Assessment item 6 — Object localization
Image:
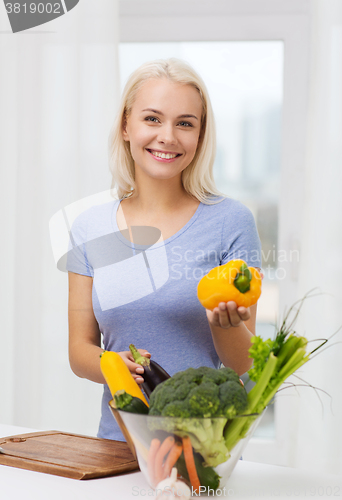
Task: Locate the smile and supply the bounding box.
[146,149,182,160]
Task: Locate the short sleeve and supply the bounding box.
[65,210,94,277]
[220,201,262,269]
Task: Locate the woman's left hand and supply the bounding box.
[206,301,251,329]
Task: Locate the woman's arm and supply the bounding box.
[207,302,257,376]
[68,272,106,383]
[68,272,149,384]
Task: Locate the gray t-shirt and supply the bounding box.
[66,196,262,440]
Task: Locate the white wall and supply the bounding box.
[0,0,120,436]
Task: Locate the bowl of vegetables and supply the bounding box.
[109,402,264,495]
[107,362,265,496]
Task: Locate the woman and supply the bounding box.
[67,58,262,441]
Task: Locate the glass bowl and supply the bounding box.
[109,401,265,495]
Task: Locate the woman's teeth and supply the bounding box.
[149,150,178,159]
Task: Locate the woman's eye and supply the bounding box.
[178,121,193,127]
[145,116,159,123]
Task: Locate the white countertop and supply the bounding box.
[1,423,341,500]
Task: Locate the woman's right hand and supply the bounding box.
[118,349,151,385]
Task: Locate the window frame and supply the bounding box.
[118,0,311,466]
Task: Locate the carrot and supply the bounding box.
[182,436,201,494]
[154,436,175,485]
[162,441,183,480]
[147,438,160,488]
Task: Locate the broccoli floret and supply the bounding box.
[203,366,240,386]
[148,365,248,467]
[219,366,241,385]
[188,382,220,417]
[149,380,198,415]
[219,381,248,418]
[162,401,192,418]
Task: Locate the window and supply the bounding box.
[119,40,283,438]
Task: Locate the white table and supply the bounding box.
[1,423,341,499]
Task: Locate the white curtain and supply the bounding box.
[293,0,342,475]
[0,0,120,436]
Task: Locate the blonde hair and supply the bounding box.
[108,58,225,204]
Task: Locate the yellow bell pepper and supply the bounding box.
[197,259,262,310]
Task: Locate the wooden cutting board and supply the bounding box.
[0,430,139,480]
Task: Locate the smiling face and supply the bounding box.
[122,78,203,182]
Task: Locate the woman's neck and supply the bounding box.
[126,174,194,214]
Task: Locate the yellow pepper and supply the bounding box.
[197,259,262,310]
